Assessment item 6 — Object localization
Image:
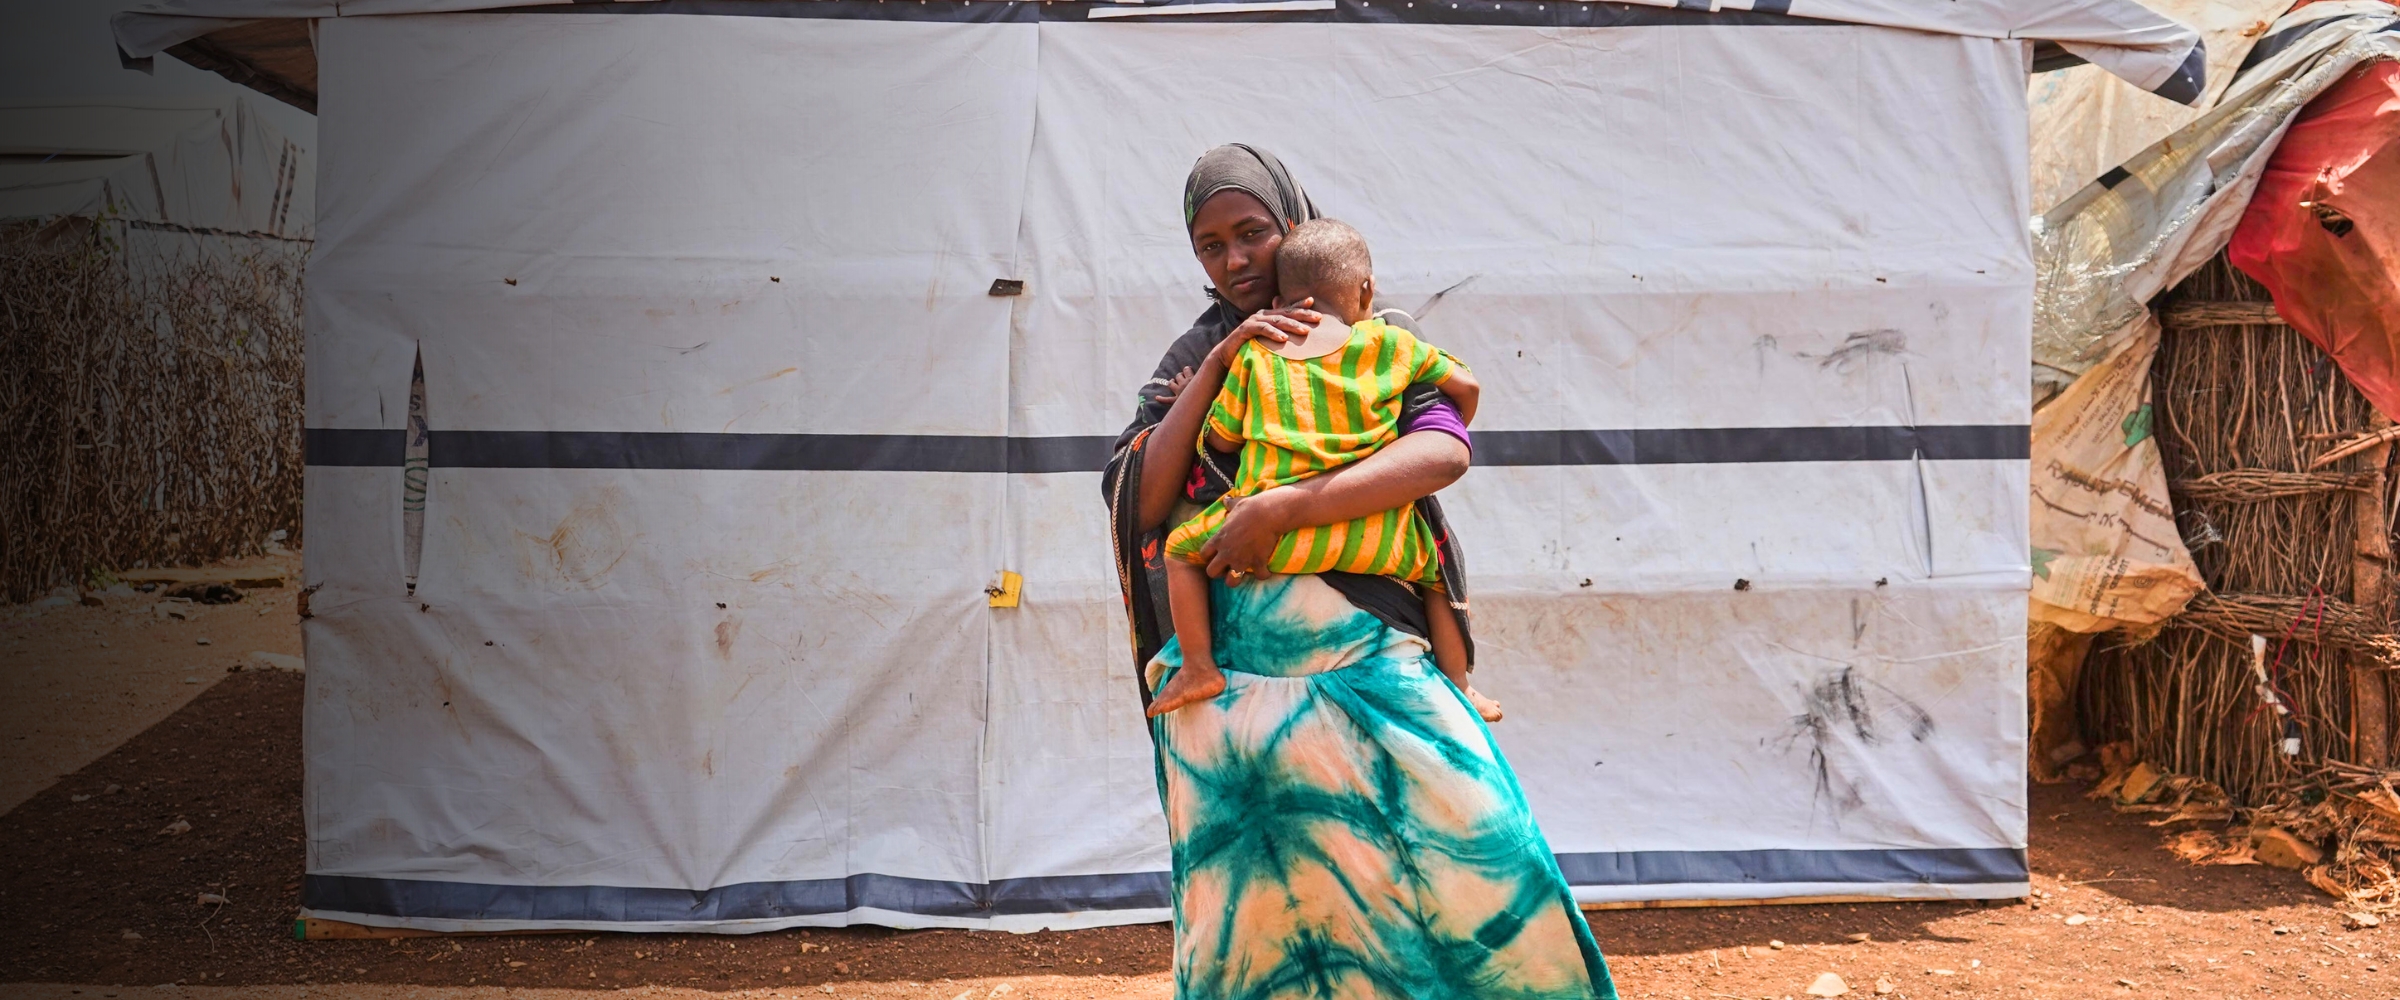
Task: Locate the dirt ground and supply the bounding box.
[0,552,302,815]
[0,558,2393,999]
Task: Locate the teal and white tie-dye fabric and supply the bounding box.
[1145,572,1619,1000]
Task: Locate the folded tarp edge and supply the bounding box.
[110,0,2203,93]
[299,847,2028,928]
[110,13,262,59]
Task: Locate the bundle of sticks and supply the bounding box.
[2079,257,2398,804]
[2170,592,2400,661]
[0,221,307,603]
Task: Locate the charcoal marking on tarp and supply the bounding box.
[1777,666,1937,819]
[1799,329,1907,374]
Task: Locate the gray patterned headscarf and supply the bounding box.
[1182,144,1320,234]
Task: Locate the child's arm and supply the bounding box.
[1397,330,1477,426]
[1435,365,1479,425]
[1158,368,1250,453]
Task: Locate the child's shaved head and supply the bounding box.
[1275,219,1374,321]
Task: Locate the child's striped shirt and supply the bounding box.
[1163,317,1461,582]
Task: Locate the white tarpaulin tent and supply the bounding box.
[2025,0,2286,213]
[0,94,310,259]
[118,0,2199,934]
[0,96,309,237]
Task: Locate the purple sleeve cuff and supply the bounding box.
[1399,397,1471,453]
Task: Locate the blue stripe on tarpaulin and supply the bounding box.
[305,848,2025,921]
[496,0,1839,29]
[2149,40,2206,105]
[304,871,1174,921]
[305,425,2027,471]
[303,429,1107,473]
[1553,847,2028,887]
[1472,425,2027,466]
[2234,12,2376,74]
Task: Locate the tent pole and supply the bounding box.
[2351,412,2393,769]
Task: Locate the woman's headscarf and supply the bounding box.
[1182,144,1319,234]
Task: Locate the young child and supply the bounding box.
[1148,218,1497,721]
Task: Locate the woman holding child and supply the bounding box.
[1101,144,1618,1000]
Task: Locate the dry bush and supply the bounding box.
[0,220,305,603]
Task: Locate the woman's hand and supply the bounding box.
[1211,298,1324,367]
[1199,489,1297,579]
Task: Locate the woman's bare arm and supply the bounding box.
[1199,430,1469,577]
[1134,361,1223,531]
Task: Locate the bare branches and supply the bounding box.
[2081,258,2396,804]
[2175,469,2380,503]
[0,222,305,603]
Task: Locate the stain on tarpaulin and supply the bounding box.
[717,366,796,396]
[514,486,634,591]
[1797,329,1907,374]
[423,659,475,745]
[1776,666,1936,822]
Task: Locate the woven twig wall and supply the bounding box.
[0,222,306,603]
[2079,256,2400,804]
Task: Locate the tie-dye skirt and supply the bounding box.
[1144,572,1619,1000]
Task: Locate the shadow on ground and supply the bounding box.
[0,671,2334,989]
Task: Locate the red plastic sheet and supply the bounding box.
[2229,59,2400,420]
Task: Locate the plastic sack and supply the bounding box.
[2229,59,2400,422]
[2029,318,2205,634]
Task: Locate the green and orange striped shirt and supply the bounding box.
[1163,317,1461,583]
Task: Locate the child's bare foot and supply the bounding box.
[1465,685,1504,723]
[1147,664,1228,718]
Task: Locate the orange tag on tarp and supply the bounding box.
[986,570,1023,608]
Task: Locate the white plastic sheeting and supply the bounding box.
[2025,0,2287,214]
[111,0,2209,103]
[0,95,310,238]
[295,9,2046,932]
[2032,1,2400,402]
